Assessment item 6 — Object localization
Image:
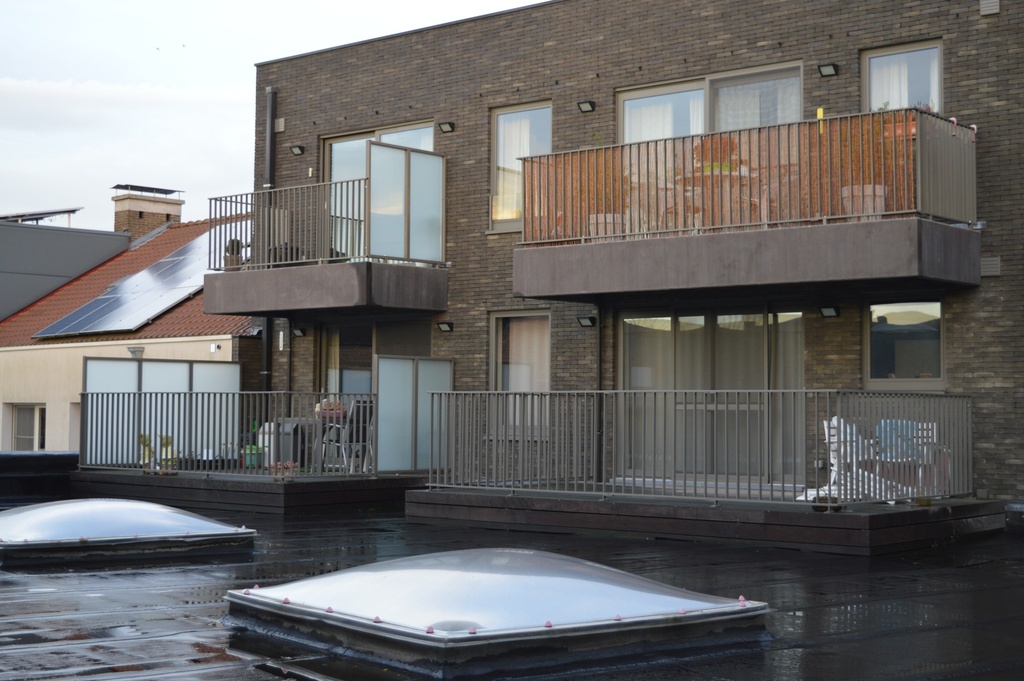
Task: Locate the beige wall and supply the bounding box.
[0,337,237,451]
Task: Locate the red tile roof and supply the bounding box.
[0,220,251,348]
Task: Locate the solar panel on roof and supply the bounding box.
[34,232,211,338]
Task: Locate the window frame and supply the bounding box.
[862,41,942,114]
[618,81,706,143]
[323,121,435,182]
[863,300,945,392]
[489,310,551,391]
[490,102,553,233]
[617,62,803,141]
[618,307,804,392]
[13,404,46,451]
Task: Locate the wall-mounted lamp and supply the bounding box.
[819,306,840,318]
[577,100,596,113]
[436,321,454,332]
[437,121,455,133]
[817,63,839,77]
[577,316,597,327]
[291,328,306,337]
[127,346,145,359]
[289,145,305,155]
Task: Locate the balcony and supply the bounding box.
[204,142,448,318]
[513,109,980,300]
[428,390,973,507]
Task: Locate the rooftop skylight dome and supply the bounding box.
[0,499,256,567]
[226,547,768,677]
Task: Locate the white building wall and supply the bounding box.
[0,337,236,450]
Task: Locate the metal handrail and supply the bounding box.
[429,389,972,506]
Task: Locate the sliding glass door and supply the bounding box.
[621,309,803,483]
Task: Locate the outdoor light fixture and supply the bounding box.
[577,100,596,113]
[817,63,839,77]
[438,121,455,133]
[291,328,305,337]
[437,321,454,332]
[289,145,305,155]
[577,316,597,327]
[819,306,840,318]
[127,346,145,359]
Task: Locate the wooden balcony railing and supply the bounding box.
[522,109,977,246]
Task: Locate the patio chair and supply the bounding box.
[343,400,375,474]
[321,422,350,473]
[800,416,915,504]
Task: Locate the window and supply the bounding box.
[14,404,45,451]
[492,104,552,226]
[322,323,373,394]
[867,302,942,389]
[711,68,801,131]
[493,313,550,391]
[865,43,941,112]
[622,84,704,143]
[327,123,433,182]
[621,310,803,391]
[618,65,801,142]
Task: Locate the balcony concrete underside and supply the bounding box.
[204,261,448,317]
[513,218,980,301]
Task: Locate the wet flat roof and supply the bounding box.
[2,511,1024,680]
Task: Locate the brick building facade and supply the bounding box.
[207,0,1021,500]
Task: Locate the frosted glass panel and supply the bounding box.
[192,362,241,392]
[377,358,413,470]
[416,360,452,469]
[370,144,407,258]
[85,359,139,392]
[142,362,190,392]
[409,153,443,261]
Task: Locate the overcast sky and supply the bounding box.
[0,0,542,230]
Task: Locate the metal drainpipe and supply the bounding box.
[261,317,272,391]
[263,86,277,189]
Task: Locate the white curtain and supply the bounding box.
[870,59,909,110]
[690,96,705,136]
[625,100,673,143]
[494,115,530,220]
[715,77,800,131]
[504,316,549,392]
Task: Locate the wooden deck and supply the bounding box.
[405,488,1006,556]
[65,470,1006,555]
[70,469,427,515]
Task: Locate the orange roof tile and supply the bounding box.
[0,220,251,348]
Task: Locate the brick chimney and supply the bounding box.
[111,184,184,239]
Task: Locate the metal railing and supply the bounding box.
[81,391,377,478]
[522,108,977,246]
[208,142,446,270]
[429,390,973,506]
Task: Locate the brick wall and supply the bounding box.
[256,0,1024,498]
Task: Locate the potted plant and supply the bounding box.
[139,434,153,467]
[158,434,179,473]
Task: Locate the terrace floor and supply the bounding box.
[3,509,1024,680]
